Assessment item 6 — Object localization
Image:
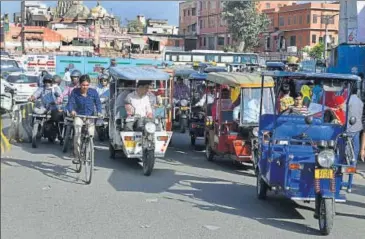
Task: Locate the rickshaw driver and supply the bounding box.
[115,81,135,119]
[212,88,234,121]
[124,81,153,131]
[67,74,103,164]
[173,76,190,103]
[194,85,215,107]
[279,83,294,112]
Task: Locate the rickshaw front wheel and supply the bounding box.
[257,173,268,200]
[143,149,155,176]
[205,143,214,161]
[318,198,334,235]
[190,135,196,146]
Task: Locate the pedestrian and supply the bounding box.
[63,67,71,82]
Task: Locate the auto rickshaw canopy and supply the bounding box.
[109,66,170,81]
[207,72,274,88]
[188,72,208,80]
[203,66,227,73]
[262,71,360,82]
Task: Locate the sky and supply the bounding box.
[0,1,180,26]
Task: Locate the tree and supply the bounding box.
[222,1,269,52]
[309,42,325,60]
[127,19,144,33]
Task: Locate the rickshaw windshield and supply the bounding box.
[241,87,274,124]
[276,77,350,125]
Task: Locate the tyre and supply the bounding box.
[143,149,155,176]
[180,118,187,133]
[205,143,214,161]
[109,142,116,159]
[98,127,105,142]
[84,139,94,184]
[190,135,196,146]
[31,123,39,148]
[252,149,259,176]
[257,173,268,200]
[318,198,334,235]
[62,126,72,153]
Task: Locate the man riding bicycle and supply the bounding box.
[67,74,102,164]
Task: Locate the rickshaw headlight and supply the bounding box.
[317,150,335,168]
[252,127,259,137]
[145,122,156,134]
[180,99,188,107]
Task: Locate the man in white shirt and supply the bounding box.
[124,81,153,130]
[195,86,214,107]
[63,68,71,82]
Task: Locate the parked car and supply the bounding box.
[6,72,38,103]
[1,57,24,79]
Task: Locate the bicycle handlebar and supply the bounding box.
[75,115,100,119]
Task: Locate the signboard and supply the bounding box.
[84,58,110,79]
[55,56,85,77]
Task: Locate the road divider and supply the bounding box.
[1,116,11,153]
[8,103,34,143]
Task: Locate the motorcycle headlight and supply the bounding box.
[145,122,156,134]
[317,150,335,168]
[180,99,188,107]
[252,127,259,137]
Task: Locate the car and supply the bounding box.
[0,77,17,113]
[1,57,24,79]
[0,51,10,57]
[6,72,39,103]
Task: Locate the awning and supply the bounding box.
[130,37,146,45]
[148,36,166,42]
[271,30,283,37]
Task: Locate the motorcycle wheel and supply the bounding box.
[318,198,334,235]
[180,118,188,133]
[109,143,116,159]
[190,135,196,146]
[31,123,39,148]
[142,149,155,176]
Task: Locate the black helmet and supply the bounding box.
[70,69,82,78]
[41,70,48,76]
[53,74,62,83]
[42,74,53,83]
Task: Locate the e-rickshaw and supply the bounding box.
[108,66,173,176]
[187,72,208,146]
[205,72,274,168]
[256,71,360,235]
[265,61,285,71]
[172,67,197,133]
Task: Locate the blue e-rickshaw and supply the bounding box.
[256,71,360,235]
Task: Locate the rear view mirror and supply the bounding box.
[349,116,356,126]
[305,116,313,125]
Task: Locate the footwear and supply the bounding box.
[72,159,80,164]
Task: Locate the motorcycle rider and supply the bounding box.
[38,70,49,87]
[95,74,110,139]
[67,74,102,164]
[57,69,81,109]
[173,76,190,102]
[52,74,65,91]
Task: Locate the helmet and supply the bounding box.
[98,73,109,82]
[70,69,82,78]
[42,74,53,83]
[53,74,62,84]
[41,70,48,76]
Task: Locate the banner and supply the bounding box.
[55,56,85,78]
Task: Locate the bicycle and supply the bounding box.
[74,115,99,184]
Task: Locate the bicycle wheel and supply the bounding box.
[75,139,84,173]
[84,138,94,184]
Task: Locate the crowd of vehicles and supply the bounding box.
[0,55,363,236]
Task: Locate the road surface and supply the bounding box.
[1,130,365,239]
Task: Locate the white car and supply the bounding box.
[6,72,39,103]
[0,77,16,112]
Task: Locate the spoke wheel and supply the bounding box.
[318,198,334,235]
[84,139,94,184]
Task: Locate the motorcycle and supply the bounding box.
[174,99,190,133]
[96,117,109,141]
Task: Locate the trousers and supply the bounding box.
[73,117,95,159]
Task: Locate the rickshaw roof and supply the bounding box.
[188,72,208,80]
[262,71,360,81]
[109,66,170,81]
[204,66,227,73]
[266,62,285,67]
[207,72,274,87]
[174,68,197,77]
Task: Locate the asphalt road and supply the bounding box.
[1,129,365,239]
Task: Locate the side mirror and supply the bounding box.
[349,116,356,126]
[304,116,313,125]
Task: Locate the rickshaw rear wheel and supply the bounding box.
[318,198,334,235]
[257,173,268,200]
[109,143,116,159]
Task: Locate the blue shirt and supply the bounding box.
[67,88,102,116]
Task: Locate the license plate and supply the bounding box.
[181,107,189,110]
[314,169,334,179]
[125,141,136,148]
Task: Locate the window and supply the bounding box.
[192,8,196,16]
[279,16,284,26]
[175,40,180,47]
[188,10,190,16]
[299,15,303,24]
[321,16,335,24]
[312,34,317,44]
[200,37,203,46]
[307,14,310,24]
[266,3,271,9]
[293,16,297,25]
[218,37,225,45]
[184,10,186,17]
[298,35,302,46]
[191,23,196,32]
[203,37,206,46]
[227,37,230,44]
[290,35,296,46]
[313,14,318,23]
[288,16,291,25]
[319,37,323,43]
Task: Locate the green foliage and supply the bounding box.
[127,20,144,33]
[309,42,325,59]
[222,1,269,52]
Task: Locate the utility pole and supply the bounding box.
[323,13,339,65]
[21,0,25,54]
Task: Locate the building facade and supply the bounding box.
[262,2,339,52]
[24,1,50,27]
